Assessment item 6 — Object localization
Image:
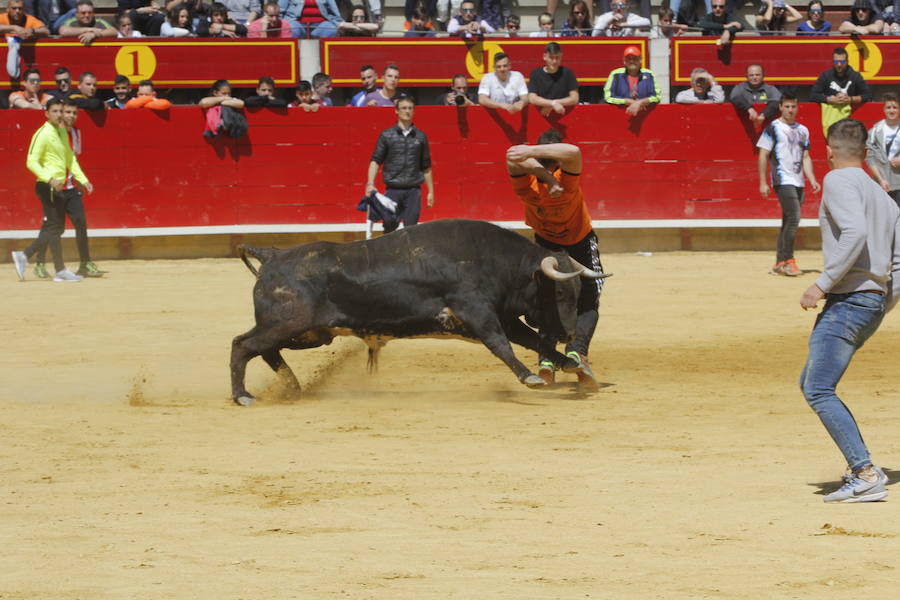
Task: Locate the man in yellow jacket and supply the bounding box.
[11,97,94,282]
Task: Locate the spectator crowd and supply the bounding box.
[0,0,894,111]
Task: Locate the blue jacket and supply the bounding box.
[279,0,341,24]
[603,67,661,104]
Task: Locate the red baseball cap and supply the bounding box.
[623,46,642,58]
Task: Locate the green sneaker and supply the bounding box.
[33,262,50,279]
[538,360,556,385]
[76,261,106,277]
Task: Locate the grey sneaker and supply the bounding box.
[824,466,888,503]
[11,250,27,281]
[53,268,83,283]
[564,351,599,390]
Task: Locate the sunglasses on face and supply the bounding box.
[461,7,476,12]
[507,23,519,28]
[611,2,626,7]
[26,78,40,83]
[834,59,848,65]
[712,4,725,8]
[809,8,823,13]
[56,78,70,84]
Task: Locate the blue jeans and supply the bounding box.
[800,291,886,471]
[295,20,338,38]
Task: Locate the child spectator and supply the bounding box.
[650,7,687,38]
[529,11,555,37]
[119,0,166,35]
[197,2,247,36]
[245,76,288,107]
[796,0,831,35]
[288,80,319,111]
[161,3,195,36]
[115,11,143,36]
[404,6,435,36]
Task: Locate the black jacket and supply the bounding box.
[370,124,432,189]
[809,66,872,104]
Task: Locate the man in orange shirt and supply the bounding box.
[1,0,49,79]
[9,67,52,109]
[506,129,605,388]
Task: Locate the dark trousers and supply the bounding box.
[535,230,604,356]
[775,184,803,263]
[35,187,90,265]
[383,187,421,233]
[24,182,68,273]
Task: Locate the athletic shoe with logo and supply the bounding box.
[537,360,556,385]
[824,466,888,503]
[53,269,83,283]
[33,262,50,279]
[11,250,27,281]
[564,351,599,390]
[769,261,786,276]
[76,261,106,277]
[782,258,801,277]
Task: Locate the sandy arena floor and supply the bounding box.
[2,249,899,599]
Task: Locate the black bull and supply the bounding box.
[230,219,609,405]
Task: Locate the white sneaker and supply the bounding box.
[11,250,27,281]
[53,269,83,282]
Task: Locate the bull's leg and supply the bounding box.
[261,349,301,393]
[503,319,569,366]
[230,326,293,406]
[452,304,546,388]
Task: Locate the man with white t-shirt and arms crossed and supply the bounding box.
[757,92,820,277]
[478,53,529,114]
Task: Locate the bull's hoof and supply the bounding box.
[234,394,256,407]
[522,374,547,388]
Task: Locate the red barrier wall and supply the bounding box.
[0,103,887,233]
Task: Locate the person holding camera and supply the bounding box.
[443,74,476,107]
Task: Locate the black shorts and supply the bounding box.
[535,230,604,312]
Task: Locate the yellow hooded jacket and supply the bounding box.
[25,121,88,186]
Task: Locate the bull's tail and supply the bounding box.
[238,245,278,278]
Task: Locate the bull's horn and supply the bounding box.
[570,258,613,279]
[540,256,580,281]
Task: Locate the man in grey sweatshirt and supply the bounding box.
[799,118,900,503]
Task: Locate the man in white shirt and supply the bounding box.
[592,0,650,36]
[757,92,820,276]
[477,53,529,114]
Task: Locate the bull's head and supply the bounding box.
[529,253,609,343]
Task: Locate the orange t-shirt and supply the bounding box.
[0,14,45,37]
[9,90,52,108]
[511,169,593,245]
